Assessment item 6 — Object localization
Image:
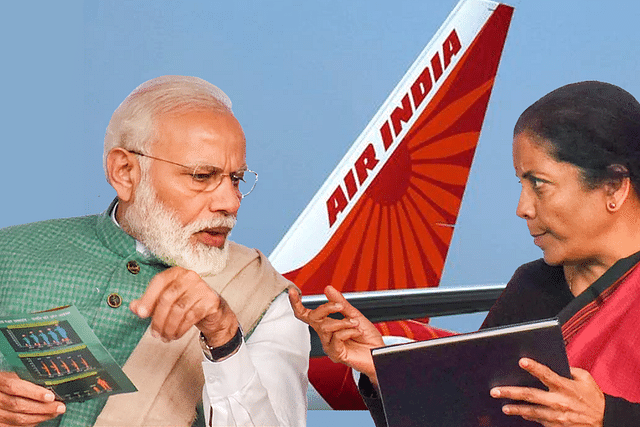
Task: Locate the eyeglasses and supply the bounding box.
[129,150,258,198]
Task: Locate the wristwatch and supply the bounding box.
[199,326,243,362]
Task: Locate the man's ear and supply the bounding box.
[106,148,141,203]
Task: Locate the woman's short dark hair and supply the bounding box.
[514,81,640,197]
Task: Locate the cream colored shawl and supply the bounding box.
[94,242,294,426]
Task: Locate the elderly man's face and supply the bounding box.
[149,109,245,244]
[121,108,246,275]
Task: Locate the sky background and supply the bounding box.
[2,0,639,425]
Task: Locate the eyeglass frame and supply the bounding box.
[127,149,258,198]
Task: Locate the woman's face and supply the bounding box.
[513,132,612,266]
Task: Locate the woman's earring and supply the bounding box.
[608,202,617,210]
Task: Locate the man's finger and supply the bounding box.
[130,267,183,318]
[0,373,66,422]
[167,293,214,340]
[0,408,65,426]
[137,267,204,318]
[148,284,191,340]
[0,373,56,404]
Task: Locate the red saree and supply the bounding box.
[560,252,640,403]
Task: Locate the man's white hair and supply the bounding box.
[103,75,233,181]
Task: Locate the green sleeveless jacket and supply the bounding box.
[0,202,164,426]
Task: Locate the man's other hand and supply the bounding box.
[130,266,239,347]
[0,372,65,426]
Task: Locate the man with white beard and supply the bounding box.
[0,76,309,427]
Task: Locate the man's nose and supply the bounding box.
[208,176,242,215]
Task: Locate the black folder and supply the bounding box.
[371,318,570,427]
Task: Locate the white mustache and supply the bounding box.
[184,215,237,235]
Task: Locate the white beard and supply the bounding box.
[122,178,236,276]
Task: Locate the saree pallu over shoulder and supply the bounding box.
[559,251,640,403]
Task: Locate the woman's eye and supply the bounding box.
[530,177,546,190]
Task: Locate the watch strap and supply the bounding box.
[200,327,243,362]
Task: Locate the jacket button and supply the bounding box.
[127,260,140,274]
[107,293,122,308]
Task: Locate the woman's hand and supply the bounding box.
[490,358,605,427]
[288,285,385,384]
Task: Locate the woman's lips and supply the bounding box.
[531,232,545,246]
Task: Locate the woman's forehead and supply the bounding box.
[513,133,567,176]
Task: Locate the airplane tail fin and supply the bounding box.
[270,0,514,295]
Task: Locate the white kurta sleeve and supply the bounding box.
[202,292,310,426]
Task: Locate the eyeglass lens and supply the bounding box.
[190,165,258,197]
